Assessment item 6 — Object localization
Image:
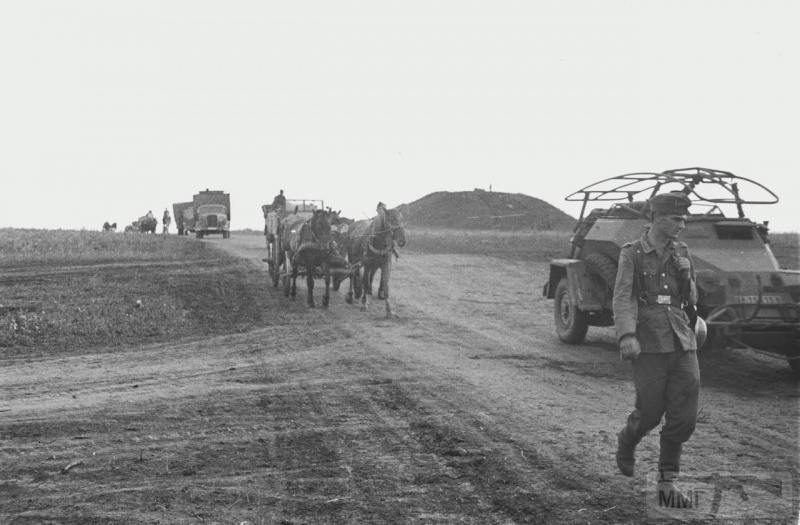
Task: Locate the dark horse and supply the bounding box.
[343,207,406,317]
[138,216,157,234]
[279,209,337,308]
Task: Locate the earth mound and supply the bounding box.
[399,190,574,230]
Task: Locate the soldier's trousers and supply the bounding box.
[621,350,700,473]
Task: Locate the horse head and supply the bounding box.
[382,208,406,248]
[310,209,335,252]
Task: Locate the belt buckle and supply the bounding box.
[657,295,671,305]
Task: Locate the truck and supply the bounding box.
[172,190,231,239]
[172,201,195,236]
[543,167,800,373]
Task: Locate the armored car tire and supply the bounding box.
[583,252,618,297]
[554,277,589,344]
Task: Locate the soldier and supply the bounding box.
[612,191,700,507]
[272,189,286,211]
[376,201,387,221]
[162,209,171,234]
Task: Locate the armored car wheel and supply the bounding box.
[554,277,588,344]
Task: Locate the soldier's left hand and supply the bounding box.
[675,256,691,273]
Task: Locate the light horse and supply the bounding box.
[344,208,406,317]
[279,209,337,308]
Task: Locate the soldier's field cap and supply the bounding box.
[648,191,691,216]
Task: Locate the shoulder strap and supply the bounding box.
[627,240,646,302]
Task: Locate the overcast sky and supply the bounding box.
[1,1,798,232]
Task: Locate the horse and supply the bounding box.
[278,209,338,308]
[138,216,157,234]
[102,221,117,232]
[343,207,406,317]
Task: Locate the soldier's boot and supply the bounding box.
[616,430,638,477]
[657,439,691,508]
[656,471,692,508]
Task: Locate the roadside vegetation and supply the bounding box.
[406,227,572,262]
[0,229,287,354]
[0,228,219,266]
[770,232,800,270]
[408,227,799,270]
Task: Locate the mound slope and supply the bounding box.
[399,190,574,230]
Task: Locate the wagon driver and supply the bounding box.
[613,191,700,507]
[272,189,286,212]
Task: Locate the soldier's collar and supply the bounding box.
[640,233,676,254]
[640,234,656,253]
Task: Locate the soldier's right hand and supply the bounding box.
[619,335,642,361]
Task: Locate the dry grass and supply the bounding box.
[0,228,216,267]
[407,227,799,269]
[0,229,292,354]
[770,232,800,270]
[405,227,572,262]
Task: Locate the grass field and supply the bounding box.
[405,227,572,262]
[770,232,800,270]
[0,230,288,354]
[0,228,220,267]
[407,227,799,269]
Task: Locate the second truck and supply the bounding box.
[173,189,231,239]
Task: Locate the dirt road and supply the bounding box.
[2,234,798,523]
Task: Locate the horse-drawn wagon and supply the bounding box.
[262,199,355,307]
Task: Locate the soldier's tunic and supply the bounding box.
[613,233,701,473]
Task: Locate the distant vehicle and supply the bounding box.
[172,201,195,236]
[543,167,800,373]
[172,190,231,239]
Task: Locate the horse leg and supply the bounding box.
[377,266,386,300]
[360,265,370,312]
[345,266,355,304]
[291,262,298,299]
[306,270,315,308]
[353,265,363,299]
[381,261,393,318]
[322,266,331,308]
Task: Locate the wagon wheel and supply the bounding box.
[282,251,292,298]
[268,238,281,288]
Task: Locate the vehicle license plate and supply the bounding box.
[734,295,783,305]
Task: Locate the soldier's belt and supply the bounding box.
[639,294,683,307]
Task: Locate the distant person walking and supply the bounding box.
[162,209,171,234]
